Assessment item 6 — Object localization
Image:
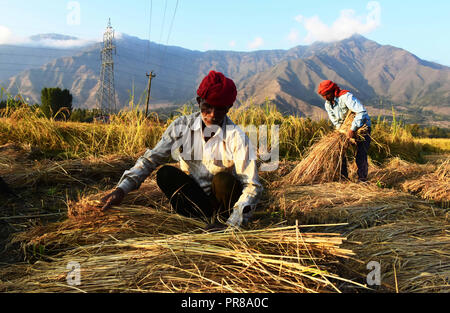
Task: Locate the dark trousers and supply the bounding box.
[156,165,243,222]
[341,128,372,182]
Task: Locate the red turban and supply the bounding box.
[318,80,349,98]
[197,71,237,108]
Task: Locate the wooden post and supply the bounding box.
[145,71,156,118]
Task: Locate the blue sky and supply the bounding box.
[0,0,449,65]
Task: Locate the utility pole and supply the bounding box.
[145,71,156,118]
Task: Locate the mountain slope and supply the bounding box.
[238,35,450,125]
[0,34,91,81]
[2,34,318,109]
[1,34,449,126]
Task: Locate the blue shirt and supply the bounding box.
[324,93,371,131]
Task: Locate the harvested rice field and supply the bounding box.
[0,112,449,294]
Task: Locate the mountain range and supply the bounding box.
[1,33,449,127]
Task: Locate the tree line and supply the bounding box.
[1,87,73,120]
[0,87,98,122]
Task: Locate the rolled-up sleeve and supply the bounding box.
[231,131,264,223]
[117,118,184,194]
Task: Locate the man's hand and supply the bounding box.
[347,129,356,140]
[226,206,244,228]
[100,188,125,210]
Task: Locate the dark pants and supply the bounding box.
[156,165,243,222]
[341,128,372,182]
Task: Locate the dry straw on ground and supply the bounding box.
[283,112,369,185]
[1,221,360,293]
[8,176,174,257]
[344,215,449,293]
[270,181,446,233]
[10,204,205,259]
[368,157,435,187]
[2,155,136,188]
[401,158,450,207]
[2,168,362,293]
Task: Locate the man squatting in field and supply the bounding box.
[318,80,372,182]
[100,71,263,229]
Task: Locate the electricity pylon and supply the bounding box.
[97,18,117,116]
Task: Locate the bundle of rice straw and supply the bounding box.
[271,182,446,233]
[369,157,435,188]
[344,215,449,293]
[97,178,168,209]
[436,157,450,179]
[401,158,450,207]
[284,112,369,185]
[0,225,361,293]
[10,204,205,260]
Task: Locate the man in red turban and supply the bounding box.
[318,80,372,182]
[318,80,350,101]
[101,71,263,230]
[196,70,237,127]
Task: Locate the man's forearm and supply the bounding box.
[116,154,156,194]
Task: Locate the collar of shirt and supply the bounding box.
[326,98,338,108]
[192,114,228,142]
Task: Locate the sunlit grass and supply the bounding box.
[0,97,436,163]
[0,104,166,158]
[414,138,450,153]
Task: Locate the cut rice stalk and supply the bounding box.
[1,225,359,293]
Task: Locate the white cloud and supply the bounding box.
[0,25,14,44]
[294,15,303,23]
[294,1,381,44]
[229,40,236,48]
[287,29,300,45]
[0,24,94,48]
[32,38,93,48]
[115,32,124,40]
[248,37,264,50]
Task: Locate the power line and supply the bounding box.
[116,55,197,77]
[159,0,169,45]
[0,45,198,73]
[146,0,153,69]
[165,0,179,46]
[0,50,199,81]
[0,66,194,91]
[0,52,83,59]
[157,0,169,74]
[162,0,180,98]
[1,37,202,65]
[1,2,190,107]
